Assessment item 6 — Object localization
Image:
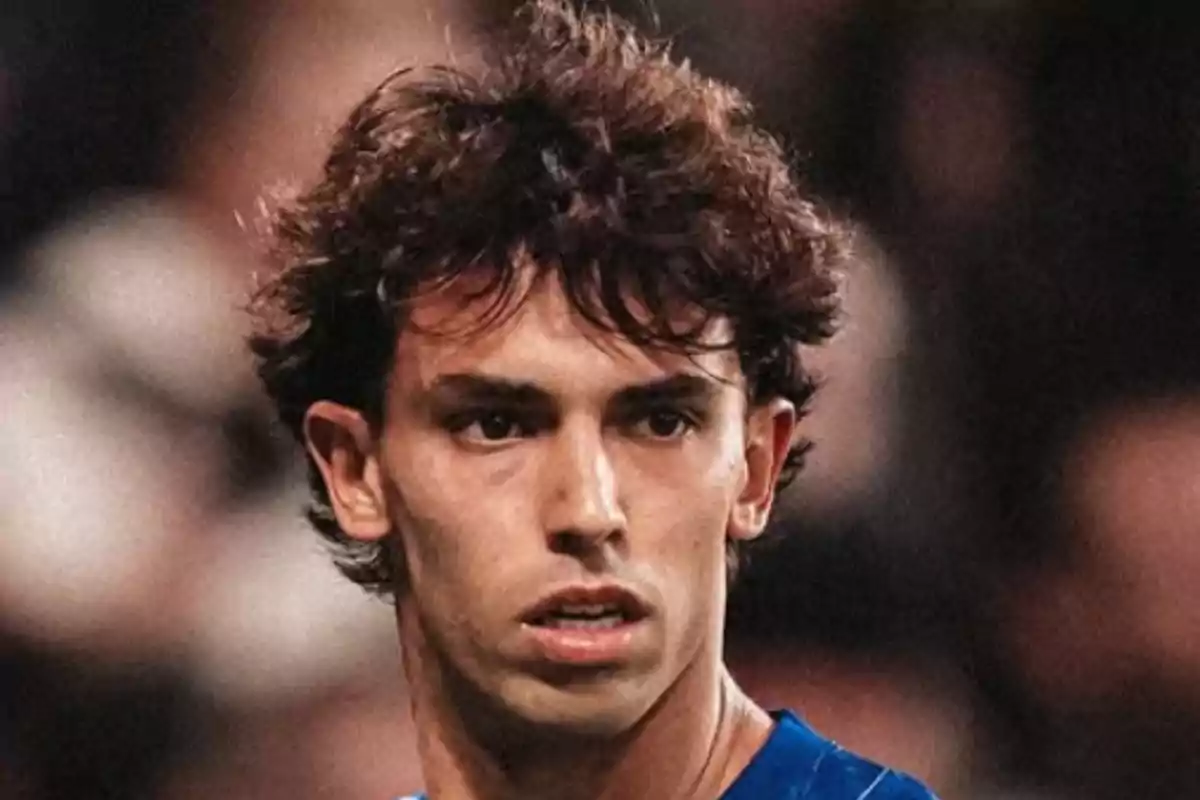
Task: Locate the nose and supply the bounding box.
[542,420,627,553]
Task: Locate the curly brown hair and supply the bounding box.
[248,0,847,595]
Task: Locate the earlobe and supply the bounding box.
[303,401,391,541]
[729,398,797,541]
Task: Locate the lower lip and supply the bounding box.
[523,621,645,666]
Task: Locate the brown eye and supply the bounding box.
[633,409,696,440]
[443,410,529,446]
[477,412,517,440]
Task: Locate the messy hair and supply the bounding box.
[248,0,846,595]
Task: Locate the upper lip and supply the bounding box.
[520,582,652,625]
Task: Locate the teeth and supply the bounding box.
[558,603,613,616]
[544,614,623,630]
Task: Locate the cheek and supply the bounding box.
[651,494,732,654]
[384,442,532,611]
[623,438,742,585]
[626,431,745,533]
[701,415,750,496]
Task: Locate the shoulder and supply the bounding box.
[757,711,940,800]
[812,749,939,799]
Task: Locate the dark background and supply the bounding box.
[2,3,1197,797]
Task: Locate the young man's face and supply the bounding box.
[307,274,794,736]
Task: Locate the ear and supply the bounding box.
[729,398,797,541]
[303,400,391,541]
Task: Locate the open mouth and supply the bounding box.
[530,603,632,629]
[519,584,651,667]
[521,585,650,630]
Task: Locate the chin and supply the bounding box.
[499,671,659,738]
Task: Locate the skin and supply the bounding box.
[304,270,797,799]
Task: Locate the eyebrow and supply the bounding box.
[422,371,724,410]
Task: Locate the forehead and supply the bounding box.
[391,274,741,396]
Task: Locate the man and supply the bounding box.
[248,2,938,797]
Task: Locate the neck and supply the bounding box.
[399,608,772,800]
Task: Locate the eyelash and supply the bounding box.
[440,406,704,444]
[628,408,701,440]
[441,409,539,441]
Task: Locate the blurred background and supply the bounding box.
[1,1,1197,798]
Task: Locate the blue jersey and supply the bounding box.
[399,709,938,799]
[718,710,937,799]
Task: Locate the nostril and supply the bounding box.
[547,521,626,555]
[548,529,598,556]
